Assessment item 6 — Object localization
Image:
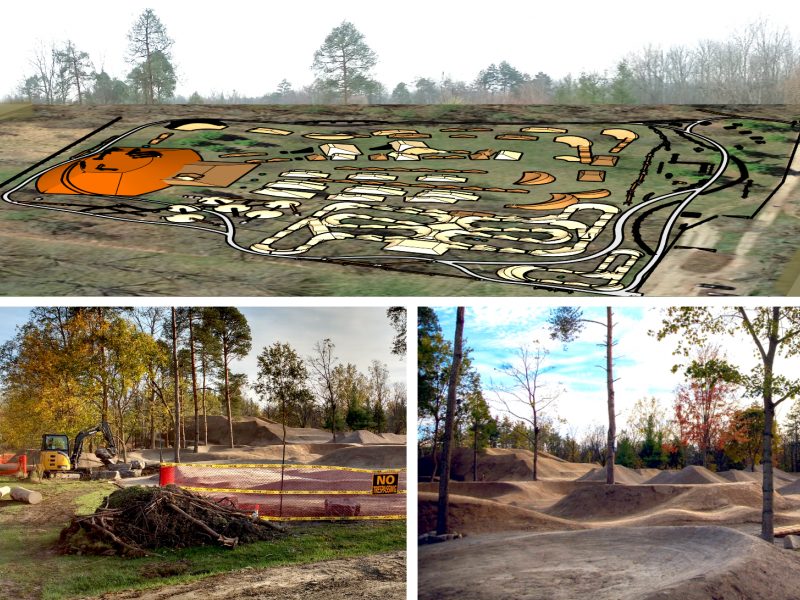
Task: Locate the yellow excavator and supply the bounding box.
[41,422,118,478]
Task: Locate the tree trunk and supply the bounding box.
[99,307,108,423]
[533,426,539,482]
[437,307,465,536]
[762,399,775,541]
[201,356,208,446]
[224,345,234,449]
[189,313,200,453]
[342,60,348,105]
[149,388,156,449]
[606,307,616,485]
[171,307,180,464]
[331,400,337,442]
[473,427,478,482]
[429,414,440,483]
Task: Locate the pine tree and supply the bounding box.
[311,21,378,104]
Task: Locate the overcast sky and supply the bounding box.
[429,306,800,437]
[0,307,405,402]
[2,0,796,98]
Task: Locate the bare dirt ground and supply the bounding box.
[419,528,800,600]
[419,449,800,599]
[84,551,406,600]
[641,135,800,296]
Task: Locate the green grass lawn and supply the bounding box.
[0,476,406,600]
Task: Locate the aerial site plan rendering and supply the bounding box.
[1,104,798,297]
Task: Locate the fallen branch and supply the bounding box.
[87,518,162,557]
[166,502,239,548]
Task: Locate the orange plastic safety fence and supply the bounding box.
[161,463,406,521]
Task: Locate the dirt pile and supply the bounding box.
[777,478,800,495]
[418,492,586,535]
[419,447,597,481]
[745,464,799,482]
[545,482,794,522]
[576,464,648,484]
[717,470,762,483]
[645,465,729,484]
[205,416,333,445]
[419,526,800,600]
[336,430,406,445]
[311,445,406,469]
[128,444,357,466]
[57,485,284,556]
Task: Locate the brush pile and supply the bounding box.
[57,484,286,556]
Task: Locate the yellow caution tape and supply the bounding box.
[181,486,406,495]
[160,463,406,474]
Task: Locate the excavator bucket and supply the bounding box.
[95,448,118,465]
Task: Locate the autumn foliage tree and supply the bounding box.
[673,346,739,468]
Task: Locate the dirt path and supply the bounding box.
[641,144,800,296]
[419,527,800,600]
[88,551,405,600]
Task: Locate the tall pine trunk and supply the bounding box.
[189,313,200,453]
[429,413,440,483]
[224,345,234,449]
[606,307,616,485]
[171,308,180,464]
[473,427,478,482]
[437,307,464,536]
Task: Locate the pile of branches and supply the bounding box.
[57,484,286,556]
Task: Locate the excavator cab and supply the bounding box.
[40,422,118,477]
[41,434,72,472]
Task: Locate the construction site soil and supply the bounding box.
[86,551,406,600]
[419,448,800,599]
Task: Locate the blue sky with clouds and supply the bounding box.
[429,306,798,435]
[0,307,405,401]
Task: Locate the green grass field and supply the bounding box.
[0,476,406,600]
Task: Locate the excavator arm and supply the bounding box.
[70,422,118,470]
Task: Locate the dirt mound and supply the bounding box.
[646,465,729,485]
[418,492,586,535]
[311,445,405,469]
[419,526,800,600]
[745,464,799,482]
[335,430,406,445]
[419,447,597,481]
[546,482,793,522]
[129,444,353,466]
[717,470,762,483]
[205,416,333,445]
[777,478,800,495]
[418,481,563,511]
[576,464,648,484]
[635,468,661,479]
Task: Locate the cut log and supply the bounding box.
[10,486,42,504]
[0,486,10,497]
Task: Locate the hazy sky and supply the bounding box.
[430,306,799,436]
[0,307,406,402]
[2,0,796,98]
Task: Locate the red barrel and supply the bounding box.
[160,464,175,486]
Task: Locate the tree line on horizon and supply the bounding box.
[5,14,800,106]
[0,307,406,460]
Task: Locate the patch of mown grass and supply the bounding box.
[0,479,405,600]
[43,520,406,600]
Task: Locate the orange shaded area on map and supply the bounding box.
[36,147,203,196]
